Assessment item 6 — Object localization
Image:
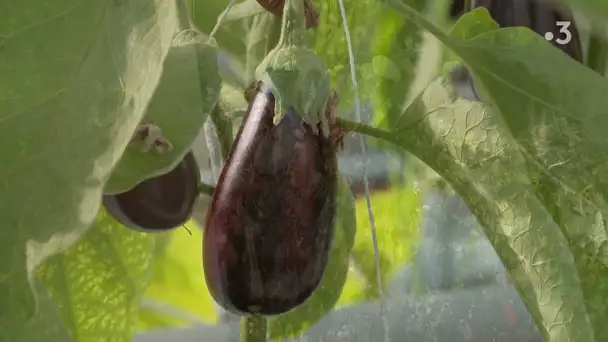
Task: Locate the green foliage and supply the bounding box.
[371,0,427,134]
[105,32,222,194]
[7,0,608,341]
[371,1,608,340]
[190,0,276,87]
[348,185,421,299]
[0,0,180,333]
[36,208,157,342]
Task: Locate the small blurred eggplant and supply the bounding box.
[449,0,583,102]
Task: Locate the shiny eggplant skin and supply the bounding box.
[203,82,338,316]
[103,151,200,232]
[469,0,582,62]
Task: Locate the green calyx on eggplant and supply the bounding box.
[203,80,341,316]
[450,0,583,102]
[103,151,201,233]
[254,0,332,137]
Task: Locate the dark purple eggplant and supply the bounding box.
[203,81,338,316]
[103,151,200,232]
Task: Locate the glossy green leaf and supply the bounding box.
[267,177,357,340]
[36,208,156,342]
[0,0,179,328]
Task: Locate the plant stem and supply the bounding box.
[335,117,392,141]
[209,0,238,40]
[586,31,608,76]
[197,182,215,196]
[277,0,307,47]
[240,316,267,342]
[210,105,234,160]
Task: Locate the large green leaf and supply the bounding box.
[0,0,180,329]
[105,31,222,194]
[369,2,608,340]
[268,178,357,340]
[35,208,156,342]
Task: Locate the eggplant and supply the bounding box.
[450,0,583,101]
[103,151,200,232]
[203,81,338,316]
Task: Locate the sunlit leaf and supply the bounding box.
[0,0,180,330]
[36,209,156,342]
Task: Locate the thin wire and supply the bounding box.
[209,0,239,40]
[335,0,389,340]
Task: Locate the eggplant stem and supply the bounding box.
[197,182,216,196]
[210,105,234,161]
[336,0,388,340]
[277,0,307,47]
[240,316,267,342]
[204,105,235,181]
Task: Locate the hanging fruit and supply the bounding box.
[103,151,200,232]
[203,0,340,316]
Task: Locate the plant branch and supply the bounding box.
[209,0,238,40]
[197,182,215,196]
[210,105,234,160]
[240,316,267,342]
[335,117,392,140]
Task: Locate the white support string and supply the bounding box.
[335,0,390,340]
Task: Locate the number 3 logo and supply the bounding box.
[555,21,572,45]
